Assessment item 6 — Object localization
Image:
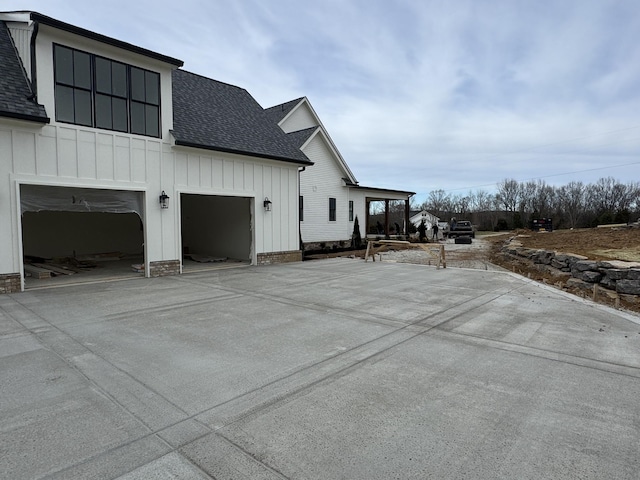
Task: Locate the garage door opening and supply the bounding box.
[20,185,145,288]
[181,194,252,271]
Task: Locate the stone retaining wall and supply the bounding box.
[502,239,640,297]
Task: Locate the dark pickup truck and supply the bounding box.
[447,220,475,238]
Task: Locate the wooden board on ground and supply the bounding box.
[24,264,53,279]
[32,263,76,275]
[76,252,124,261]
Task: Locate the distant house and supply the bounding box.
[266,97,414,248]
[409,210,440,230]
[0,11,312,293]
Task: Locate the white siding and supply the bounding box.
[0,122,161,276]
[280,103,317,133]
[0,127,20,274]
[6,23,32,80]
[348,190,367,239]
[173,149,300,258]
[300,133,351,243]
[0,120,301,279]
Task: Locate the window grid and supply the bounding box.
[329,197,336,222]
[53,44,161,138]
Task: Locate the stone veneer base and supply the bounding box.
[0,273,21,294]
[257,250,302,265]
[149,260,180,277]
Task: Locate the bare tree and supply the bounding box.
[588,177,618,216]
[557,181,585,228]
[472,190,499,230]
[420,176,639,231]
[423,189,451,217]
[520,181,538,217]
[496,179,521,227]
[532,181,556,218]
[454,194,471,217]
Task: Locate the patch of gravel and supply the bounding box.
[378,238,504,271]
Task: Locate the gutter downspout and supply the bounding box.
[29,17,39,101]
[298,166,306,254]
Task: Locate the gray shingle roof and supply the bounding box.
[171,70,311,165]
[286,126,318,149]
[264,97,304,125]
[0,21,48,123]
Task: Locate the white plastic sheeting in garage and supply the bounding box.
[20,184,144,217]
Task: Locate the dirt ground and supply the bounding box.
[485,226,640,314]
[491,226,640,262]
[306,226,640,313]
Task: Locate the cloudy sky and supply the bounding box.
[6,0,640,203]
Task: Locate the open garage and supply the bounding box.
[20,184,145,287]
[180,193,253,269]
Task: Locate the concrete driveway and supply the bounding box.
[2,259,639,479]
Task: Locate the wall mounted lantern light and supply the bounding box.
[159,191,170,209]
[263,197,272,211]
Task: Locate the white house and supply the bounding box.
[409,210,440,230]
[0,12,312,293]
[265,97,414,249]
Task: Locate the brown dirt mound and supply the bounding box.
[495,226,640,261]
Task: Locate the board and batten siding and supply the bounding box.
[0,120,302,280]
[0,121,173,274]
[173,150,300,258]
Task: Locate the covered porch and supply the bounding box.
[362,188,415,239]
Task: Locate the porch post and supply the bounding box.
[384,200,390,237]
[366,199,370,236]
[404,199,410,236]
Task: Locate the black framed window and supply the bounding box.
[130,67,160,136]
[349,201,354,221]
[329,197,336,222]
[54,47,92,126]
[299,196,304,222]
[54,44,160,138]
[94,57,128,132]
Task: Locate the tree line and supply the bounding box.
[419,177,640,231]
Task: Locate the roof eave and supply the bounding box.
[173,139,314,166]
[349,184,416,197]
[0,110,50,124]
[30,12,184,67]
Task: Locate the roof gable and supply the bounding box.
[264,97,304,126]
[268,97,358,183]
[409,210,439,222]
[171,70,312,165]
[0,20,48,123]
